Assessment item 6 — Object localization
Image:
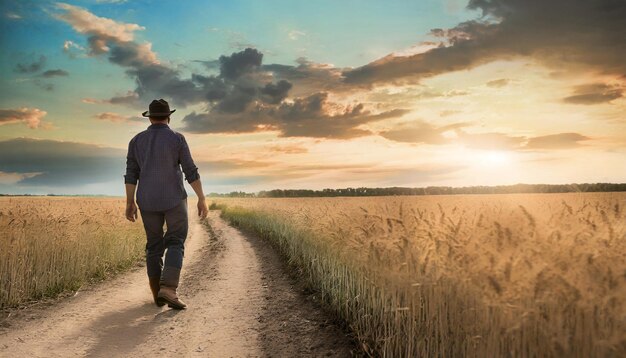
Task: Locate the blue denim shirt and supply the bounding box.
[124,123,200,212]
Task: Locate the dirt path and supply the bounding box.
[0,211,355,357]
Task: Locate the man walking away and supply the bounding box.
[124,99,208,309]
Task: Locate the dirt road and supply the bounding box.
[0,211,355,357]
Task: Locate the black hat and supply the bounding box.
[142,99,176,117]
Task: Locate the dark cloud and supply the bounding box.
[109,91,141,106]
[259,80,292,104]
[219,47,262,80]
[54,5,407,139]
[183,91,408,139]
[277,93,407,139]
[126,64,205,107]
[563,83,623,105]
[14,55,46,73]
[342,0,626,85]
[182,106,273,134]
[194,59,221,71]
[40,69,69,78]
[0,138,124,187]
[262,57,351,96]
[214,83,257,113]
[179,51,408,138]
[524,133,590,150]
[197,49,296,114]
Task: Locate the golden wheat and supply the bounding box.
[212,193,626,357]
[0,197,145,308]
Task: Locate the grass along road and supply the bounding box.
[0,211,354,357]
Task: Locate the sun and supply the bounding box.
[479,151,511,166]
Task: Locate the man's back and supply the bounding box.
[124,98,207,310]
[124,123,199,212]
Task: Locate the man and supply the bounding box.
[124,99,208,309]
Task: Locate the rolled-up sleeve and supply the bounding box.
[178,134,200,183]
[124,138,140,185]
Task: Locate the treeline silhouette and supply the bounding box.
[207,183,626,198]
[2,183,623,198]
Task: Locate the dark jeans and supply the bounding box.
[139,198,188,278]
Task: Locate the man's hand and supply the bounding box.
[197,198,208,219]
[125,202,138,222]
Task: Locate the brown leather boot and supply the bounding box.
[149,276,165,307]
[157,266,186,309]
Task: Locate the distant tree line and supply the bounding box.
[207,183,626,198]
[2,183,624,198]
[207,191,256,198]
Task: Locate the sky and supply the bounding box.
[0,0,624,195]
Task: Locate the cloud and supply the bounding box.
[262,57,351,96]
[218,47,263,80]
[40,69,69,78]
[54,3,144,55]
[55,5,408,138]
[55,4,202,107]
[14,55,46,73]
[0,171,39,185]
[259,80,292,104]
[440,110,461,117]
[183,51,407,138]
[379,121,468,144]
[0,108,47,129]
[288,30,306,40]
[109,91,141,106]
[342,0,626,85]
[276,94,407,138]
[94,112,142,123]
[486,78,511,88]
[81,91,140,106]
[379,121,591,151]
[266,143,308,154]
[0,138,125,187]
[524,133,590,150]
[63,40,86,58]
[82,98,101,104]
[563,83,623,105]
[183,91,408,139]
[33,80,54,91]
[5,12,22,20]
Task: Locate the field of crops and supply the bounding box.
[212,193,626,357]
[0,197,145,308]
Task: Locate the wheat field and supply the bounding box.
[0,197,145,308]
[212,193,626,357]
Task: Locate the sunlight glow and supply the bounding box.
[479,151,511,166]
